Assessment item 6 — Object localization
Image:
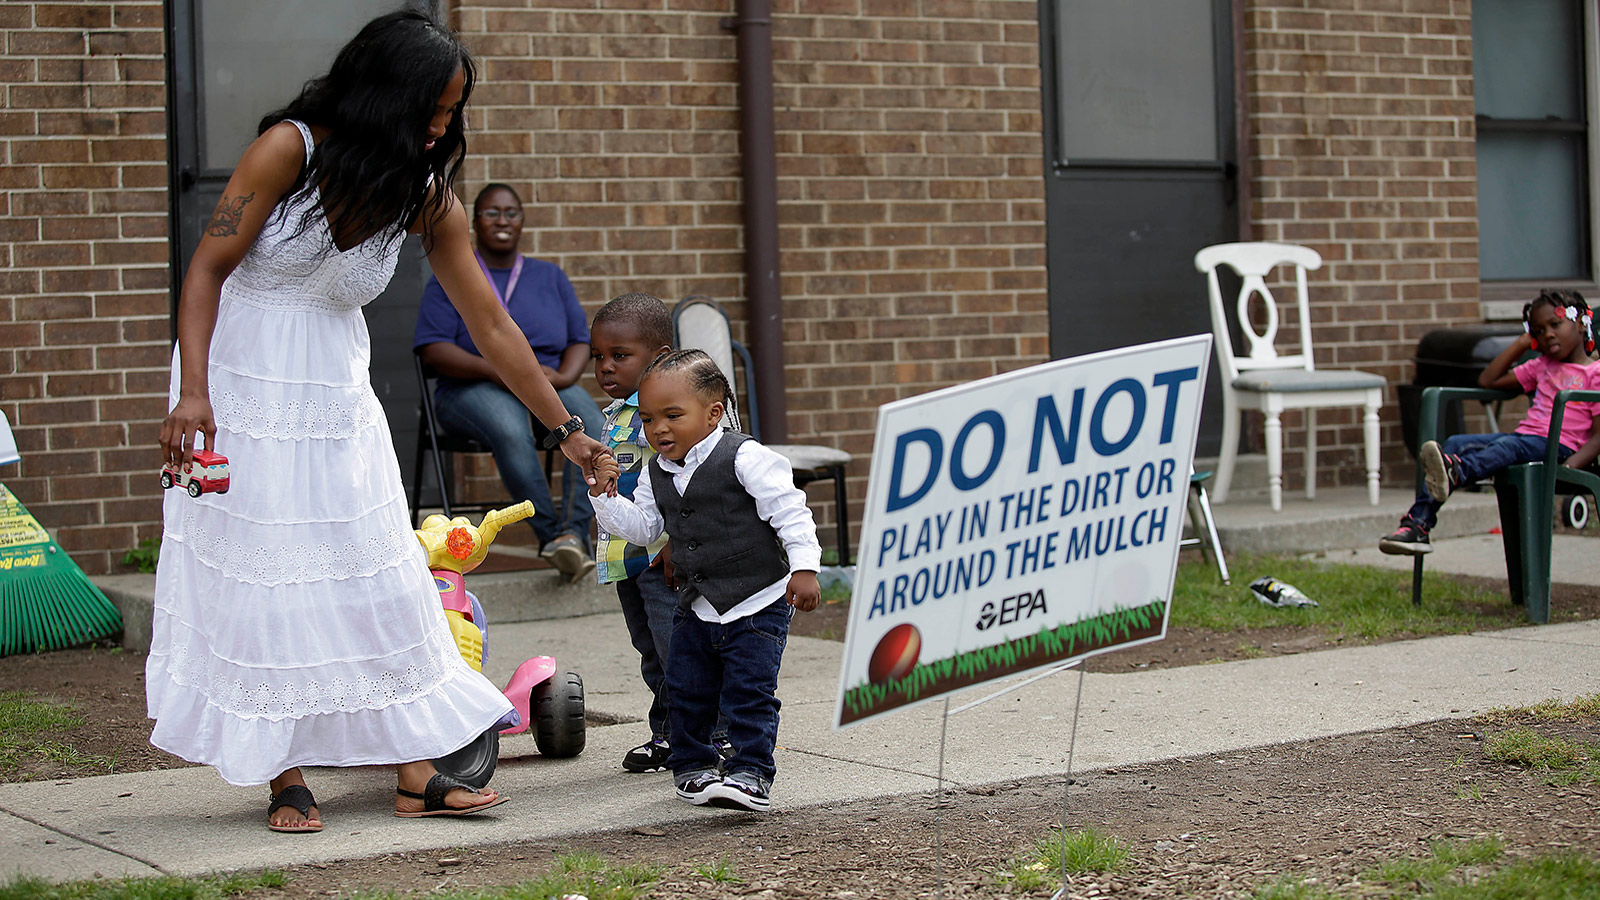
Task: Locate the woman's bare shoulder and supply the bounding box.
[409,180,465,236]
[234,122,311,187]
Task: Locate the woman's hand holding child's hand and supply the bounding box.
[588,452,620,497]
[786,571,821,612]
[565,434,617,495]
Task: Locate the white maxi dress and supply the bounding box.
[147,120,513,786]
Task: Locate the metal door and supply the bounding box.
[1040,0,1240,454]
[164,0,435,487]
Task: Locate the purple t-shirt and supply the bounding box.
[412,255,589,383]
[1512,355,1600,451]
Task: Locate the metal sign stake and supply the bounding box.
[1049,665,1088,900]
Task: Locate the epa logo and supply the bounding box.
[975,589,1048,631]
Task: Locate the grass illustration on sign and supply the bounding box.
[840,598,1166,724]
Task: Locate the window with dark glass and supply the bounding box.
[1474,0,1591,282]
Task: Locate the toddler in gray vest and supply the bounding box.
[590,349,821,812]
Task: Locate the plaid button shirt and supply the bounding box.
[594,394,669,583]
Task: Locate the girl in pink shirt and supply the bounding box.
[1381,290,1600,555]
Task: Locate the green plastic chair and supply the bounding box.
[1411,386,1600,623]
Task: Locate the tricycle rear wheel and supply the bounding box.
[533,671,585,758]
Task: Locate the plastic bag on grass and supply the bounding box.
[1249,576,1318,608]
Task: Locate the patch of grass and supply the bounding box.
[1484,727,1590,770]
[1171,553,1509,640]
[0,871,285,900]
[485,851,660,900]
[691,854,743,884]
[0,691,85,735]
[1482,691,1600,725]
[1232,641,1268,659]
[1454,781,1484,801]
[996,826,1129,892]
[1243,876,1341,900]
[1254,843,1600,900]
[0,691,116,779]
[1367,836,1504,889]
[1428,851,1600,899]
[1483,727,1600,786]
[800,554,1520,649]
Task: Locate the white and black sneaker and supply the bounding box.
[705,773,770,812]
[675,771,722,805]
[622,737,671,773]
[713,736,734,764]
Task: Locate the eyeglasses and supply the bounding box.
[477,208,523,223]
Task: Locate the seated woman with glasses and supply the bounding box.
[414,183,602,580]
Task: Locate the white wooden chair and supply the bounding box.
[1194,242,1385,511]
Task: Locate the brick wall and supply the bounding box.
[5,1,1485,573]
[449,0,1051,554]
[0,1,170,574]
[1244,0,1479,488]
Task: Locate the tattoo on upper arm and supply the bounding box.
[205,192,256,237]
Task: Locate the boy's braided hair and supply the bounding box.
[1523,289,1596,355]
[593,291,673,351]
[641,348,742,434]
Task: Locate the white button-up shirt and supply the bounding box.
[591,429,822,623]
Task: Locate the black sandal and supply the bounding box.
[267,784,322,833]
[394,773,508,818]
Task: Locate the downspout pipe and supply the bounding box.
[728,0,787,442]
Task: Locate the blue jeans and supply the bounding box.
[433,379,603,549]
[666,599,791,789]
[1406,432,1572,529]
[618,566,730,742]
[616,565,677,740]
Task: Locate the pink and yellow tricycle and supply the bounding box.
[416,502,585,788]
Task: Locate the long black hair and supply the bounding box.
[259,9,474,251]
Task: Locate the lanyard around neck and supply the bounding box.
[474,251,524,311]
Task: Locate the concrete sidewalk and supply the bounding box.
[4,560,1598,884]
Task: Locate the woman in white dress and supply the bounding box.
[149,10,610,832]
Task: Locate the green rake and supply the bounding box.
[0,485,122,656]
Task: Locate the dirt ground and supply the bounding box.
[3,576,1598,897]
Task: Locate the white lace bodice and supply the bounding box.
[221,120,402,315]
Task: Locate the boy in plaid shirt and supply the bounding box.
[589,293,727,770]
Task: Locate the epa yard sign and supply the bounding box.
[834,336,1212,728]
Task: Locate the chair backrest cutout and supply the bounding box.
[1194,242,1324,382]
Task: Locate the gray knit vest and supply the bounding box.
[649,431,789,613]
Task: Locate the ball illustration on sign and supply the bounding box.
[868,623,922,683]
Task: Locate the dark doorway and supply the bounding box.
[1039,0,1240,455]
[164,0,436,491]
